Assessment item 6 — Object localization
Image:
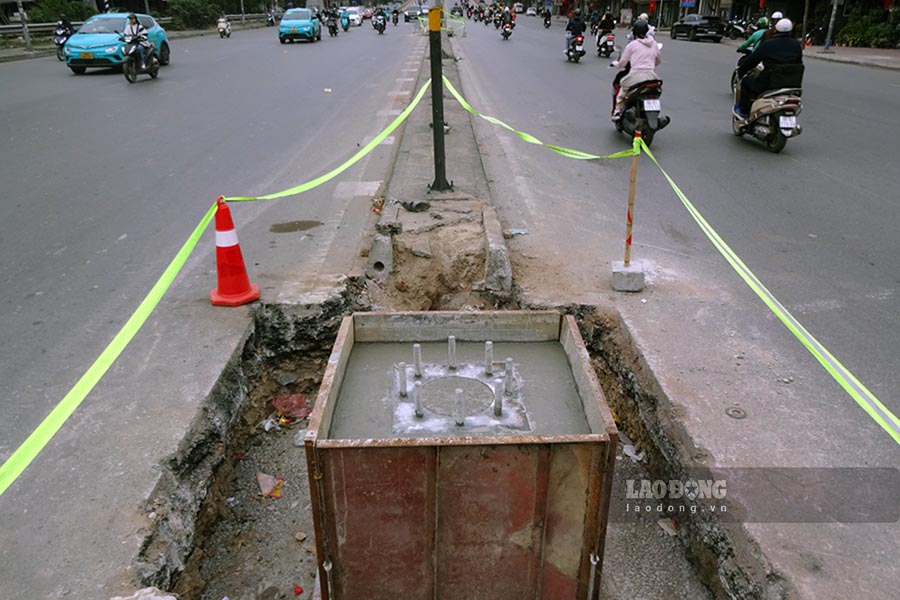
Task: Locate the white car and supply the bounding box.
[513,2,524,12]
[525,6,537,15]
[346,8,362,25]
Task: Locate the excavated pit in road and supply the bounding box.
[129,207,763,600]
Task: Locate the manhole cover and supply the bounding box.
[419,376,494,416]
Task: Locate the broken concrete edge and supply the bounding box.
[482,204,513,293]
[539,302,795,600]
[131,282,371,593]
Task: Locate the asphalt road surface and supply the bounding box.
[0,23,423,464]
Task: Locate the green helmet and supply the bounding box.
[756,17,768,28]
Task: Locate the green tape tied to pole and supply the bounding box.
[441,75,633,161]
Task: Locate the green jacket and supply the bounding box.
[739,29,766,52]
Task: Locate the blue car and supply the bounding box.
[64,13,170,75]
[279,8,322,43]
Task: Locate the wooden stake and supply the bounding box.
[624,132,642,267]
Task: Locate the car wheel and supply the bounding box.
[317,29,322,40]
[713,36,722,43]
[158,42,170,66]
[670,27,677,39]
[689,28,697,41]
[70,65,86,75]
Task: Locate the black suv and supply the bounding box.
[670,14,725,42]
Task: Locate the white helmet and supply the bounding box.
[774,17,793,32]
[638,12,648,20]
[771,11,783,19]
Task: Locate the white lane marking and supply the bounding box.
[334,180,383,199]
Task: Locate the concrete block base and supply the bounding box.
[611,260,645,292]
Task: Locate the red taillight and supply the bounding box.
[576,35,584,42]
[607,35,614,40]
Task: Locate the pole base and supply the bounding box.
[611,261,645,292]
[428,179,454,192]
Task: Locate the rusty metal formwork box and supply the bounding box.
[304,311,618,600]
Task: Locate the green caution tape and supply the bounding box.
[442,75,634,161]
[225,79,432,202]
[640,140,900,446]
[0,79,434,498]
[0,202,218,497]
[417,13,466,31]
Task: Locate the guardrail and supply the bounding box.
[0,17,173,38]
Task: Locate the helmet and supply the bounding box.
[638,12,648,20]
[632,19,649,37]
[771,11,783,19]
[127,12,137,20]
[774,17,793,32]
[574,8,581,16]
[756,17,768,28]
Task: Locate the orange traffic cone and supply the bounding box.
[210,197,260,307]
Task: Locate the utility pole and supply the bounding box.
[428,3,453,191]
[15,0,32,52]
[822,0,840,53]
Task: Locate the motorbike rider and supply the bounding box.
[542,5,552,24]
[735,18,803,118]
[565,8,587,53]
[761,11,784,42]
[637,13,655,37]
[598,10,615,32]
[56,14,74,36]
[392,7,400,23]
[124,13,150,70]
[738,16,769,52]
[501,5,513,27]
[611,19,660,121]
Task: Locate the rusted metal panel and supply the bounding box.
[435,444,549,600]
[541,443,597,600]
[319,446,436,600]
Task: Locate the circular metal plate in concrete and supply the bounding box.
[419,376,494,416]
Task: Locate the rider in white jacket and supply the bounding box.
[124,13,150,69]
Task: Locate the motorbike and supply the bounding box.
[217,17,232,38]
[392,11,399,25]
[266,12,276,26]
[732,67,804,153]
[566,34,586,62]
[120,34,159,83]
[493,12,502,28]
[543,14,551,28]
[327,16,339,36]
[724,18,747,40]
[610,55,670,147]
[590,21,600,36]
[341,13,350,31]
[374,14,386,34]
[597,30,615,57]
[501,21,512,40]
[730,48,762,94]
[53,24,71,61]
[467,7,473,19]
